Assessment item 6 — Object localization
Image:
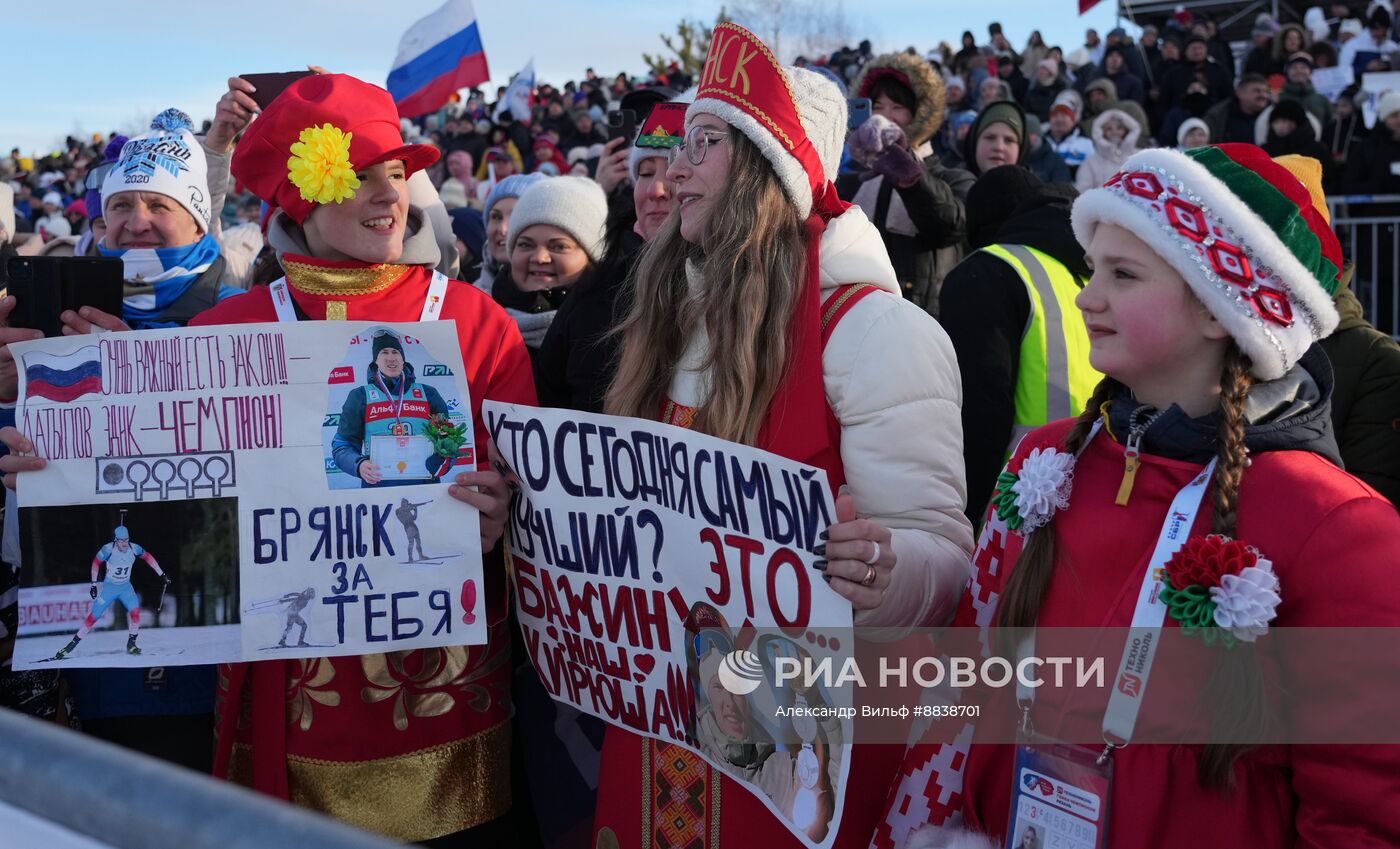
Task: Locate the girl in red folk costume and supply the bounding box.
[193,75,534,843]
[597,22,976,849]
[875,147,1400,849]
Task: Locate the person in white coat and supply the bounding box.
[1074,106,1143,192]
[596,21,976,849]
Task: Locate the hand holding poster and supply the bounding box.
[483,401,854,847]
[12,321,487,669]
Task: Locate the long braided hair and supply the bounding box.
[996,342,1266,789]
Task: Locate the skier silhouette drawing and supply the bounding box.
[396,498,431,562]
[277,587,316,648]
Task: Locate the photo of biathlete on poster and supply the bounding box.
[483,400,854,848]
[321,326,472,489]
[11,320,488,670]
[19,500,238,666]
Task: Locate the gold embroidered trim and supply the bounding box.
[227,720,511,842]
[821,283,879,332]
[283,259,408,296]
[711,768,722,849]
[325,301,347,321]
[641,737,652,847]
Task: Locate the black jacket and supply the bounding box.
[837,153,975,316]
[535,229,642,413]
[1262,116,1337,185]
[1320,267,1400,508]
[1026,139,1072,184]
[1024,78,1067,121]
[1160,60,1232,109]
[939,193,1088,521]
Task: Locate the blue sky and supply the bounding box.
[4,0,1126,156]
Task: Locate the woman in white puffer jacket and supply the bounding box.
[1073,106,1143,191]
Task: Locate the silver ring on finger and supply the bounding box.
[863,540,881,565]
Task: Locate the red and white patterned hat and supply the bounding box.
[1072,143,1342,380]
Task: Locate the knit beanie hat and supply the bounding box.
[965,101,1027,174]
[1051,89,1083,122]
[483,172,546,223]
[506,175,609,262]
[687,22,847,218]
[372,329,403,358]
[448,207,486,257]
[1072,143,1342,380]
[1286,50,1314,69]
[1378,90,1400,124]
[101,110,211,231]
[629,100,687,181]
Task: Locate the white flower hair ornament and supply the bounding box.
[992,447,1077,533]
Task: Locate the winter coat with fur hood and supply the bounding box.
[1074,107,1142,191]
[838,52,975,317]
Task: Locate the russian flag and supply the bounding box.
[388,0,491,118]
[24,346,103,403]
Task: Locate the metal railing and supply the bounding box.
[0,707,403,849]
[1328,194,1400,340]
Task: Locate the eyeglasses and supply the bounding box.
[668,126,729,167]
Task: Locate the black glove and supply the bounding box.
[89,584,98,599]
[161,574,171,585]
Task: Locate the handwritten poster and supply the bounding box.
[12,321,486,669]
[484,401,854,848]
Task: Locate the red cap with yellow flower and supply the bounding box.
[232,74,439,224]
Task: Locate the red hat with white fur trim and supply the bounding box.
[686,22,847,219]
[1072,143,1342,380]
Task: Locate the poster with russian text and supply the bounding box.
[12,321,486,669]
[484,401,854,848]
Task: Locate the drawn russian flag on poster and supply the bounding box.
[388,0,490,118]
[24,346,102,403]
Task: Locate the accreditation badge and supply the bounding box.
[1005,736,1111,849]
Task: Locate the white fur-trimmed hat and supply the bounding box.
[506,175,609,262]
[102,109,211,232]
[687,23,846,218]
[1072,144,1342,380]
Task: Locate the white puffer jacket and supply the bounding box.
[1073,107,1143,192]
[669,206,975,630]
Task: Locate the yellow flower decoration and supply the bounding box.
[287,124,360,204]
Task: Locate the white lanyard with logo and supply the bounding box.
[1005,423,1216,849]
[266,270,451,323]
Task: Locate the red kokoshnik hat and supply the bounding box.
[688,22,848,219]
[232,74,440,225]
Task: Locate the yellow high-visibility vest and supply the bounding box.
[981,243,1104,455]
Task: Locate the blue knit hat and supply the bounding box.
[448,207,486,258]
[484,173,547,223]
[83,135,128,223]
